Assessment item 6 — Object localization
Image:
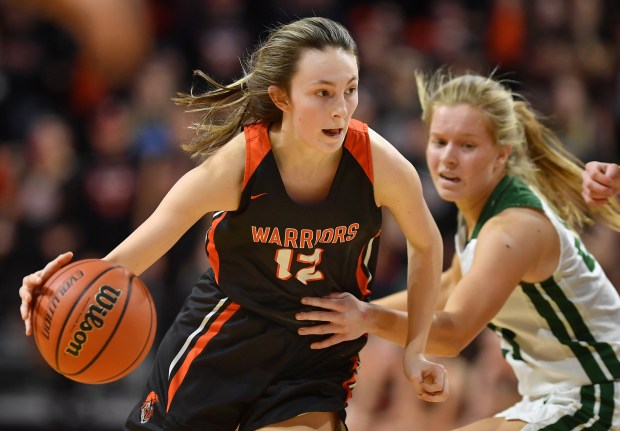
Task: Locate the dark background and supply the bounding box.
[1,0,619,429]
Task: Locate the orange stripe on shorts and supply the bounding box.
[166,301,241,411]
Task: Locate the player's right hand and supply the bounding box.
[403,350,449,403]
[19,251,74,336]
[582,161,620,206]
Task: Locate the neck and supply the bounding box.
[269,122,342,172]
[457,174,507,235]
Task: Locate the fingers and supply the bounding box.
[582,189,610,206]
[422,370,445,394]
[297,292,367,347]
[604,162,620,179]
[309,335,344,350]
[582,167,614,206]
[297,322,334,336]
[19,251,74,336]
[42,251,74,279]
[297,295,348,322]
[584,161,609,177]
[296,309,341,323]
[300,295,342,311]
[418,387,449,402]
[297,321,347,349]
[20,272,43,336]
[404,356,449,403]
[417,370,449,402]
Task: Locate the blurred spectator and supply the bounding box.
[7,0,152,88]
[1,1,618,430]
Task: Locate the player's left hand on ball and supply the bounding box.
[19,251,74,336]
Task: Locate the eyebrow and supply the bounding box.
[312,76,359,86]
[429,131,483,139]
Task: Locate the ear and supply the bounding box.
[268,85,290,112]
[495,145,512,169]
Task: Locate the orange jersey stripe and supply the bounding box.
[355,232,380,297]
[344,120,373,184]
[206,212,226,284]
[355,256,371,297]
[166,301,241,412]
[243,123,271,190]
[341,353,361,403]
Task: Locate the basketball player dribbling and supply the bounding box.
[19,17,448,431]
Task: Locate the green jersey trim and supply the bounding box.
[522,279,620,383]
[471,176,543,240]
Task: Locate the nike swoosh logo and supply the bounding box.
[250,192,268,200]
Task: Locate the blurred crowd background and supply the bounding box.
[1,0,619,429]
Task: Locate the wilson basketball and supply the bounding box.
[32,259,157,384]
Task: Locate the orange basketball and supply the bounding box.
[32,259,157,384]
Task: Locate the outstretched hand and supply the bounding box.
[582,161,620,206]
[19,251,74,336]
[404,350,449,403]
[296,292,371,349]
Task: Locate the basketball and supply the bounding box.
[32,259,157,384]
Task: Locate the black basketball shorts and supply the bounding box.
[124,270,366,431]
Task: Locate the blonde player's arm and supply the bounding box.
[373,252,460,313]
[426,207,558,357]
[297,237,461,347]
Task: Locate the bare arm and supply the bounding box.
[433,253,461,311]
[103,135,245,274]
[297,252,461,346]
[426,208,558,357]
[373,252,460,312]
[297,208,555,360]
[19,134,246,334]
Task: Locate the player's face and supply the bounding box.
[283,47,359,153]
[426,103,510,210]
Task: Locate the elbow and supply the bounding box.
[427,313,477,357]
[427,335,469,357]
[441,341,468,357]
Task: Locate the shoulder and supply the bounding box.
[367,126,412,171]
[473,206,560,283]
[483,206,552,236]
[366,126,423,207]
[193,131,246,210]
[203,131,246,168]
[368,126,418,175]
[478,207,556,254]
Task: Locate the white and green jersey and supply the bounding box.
[456,176,620,398]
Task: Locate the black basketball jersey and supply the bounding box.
[205,119,382,329]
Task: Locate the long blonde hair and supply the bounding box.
[415,70,620,232]
[174,17,358,161]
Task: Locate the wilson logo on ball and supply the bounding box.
[65,285,123,357]
[33,259,157,384]
[42,270,85,340]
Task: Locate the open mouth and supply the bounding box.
[322,128,342,137]
[439,173,460,183]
